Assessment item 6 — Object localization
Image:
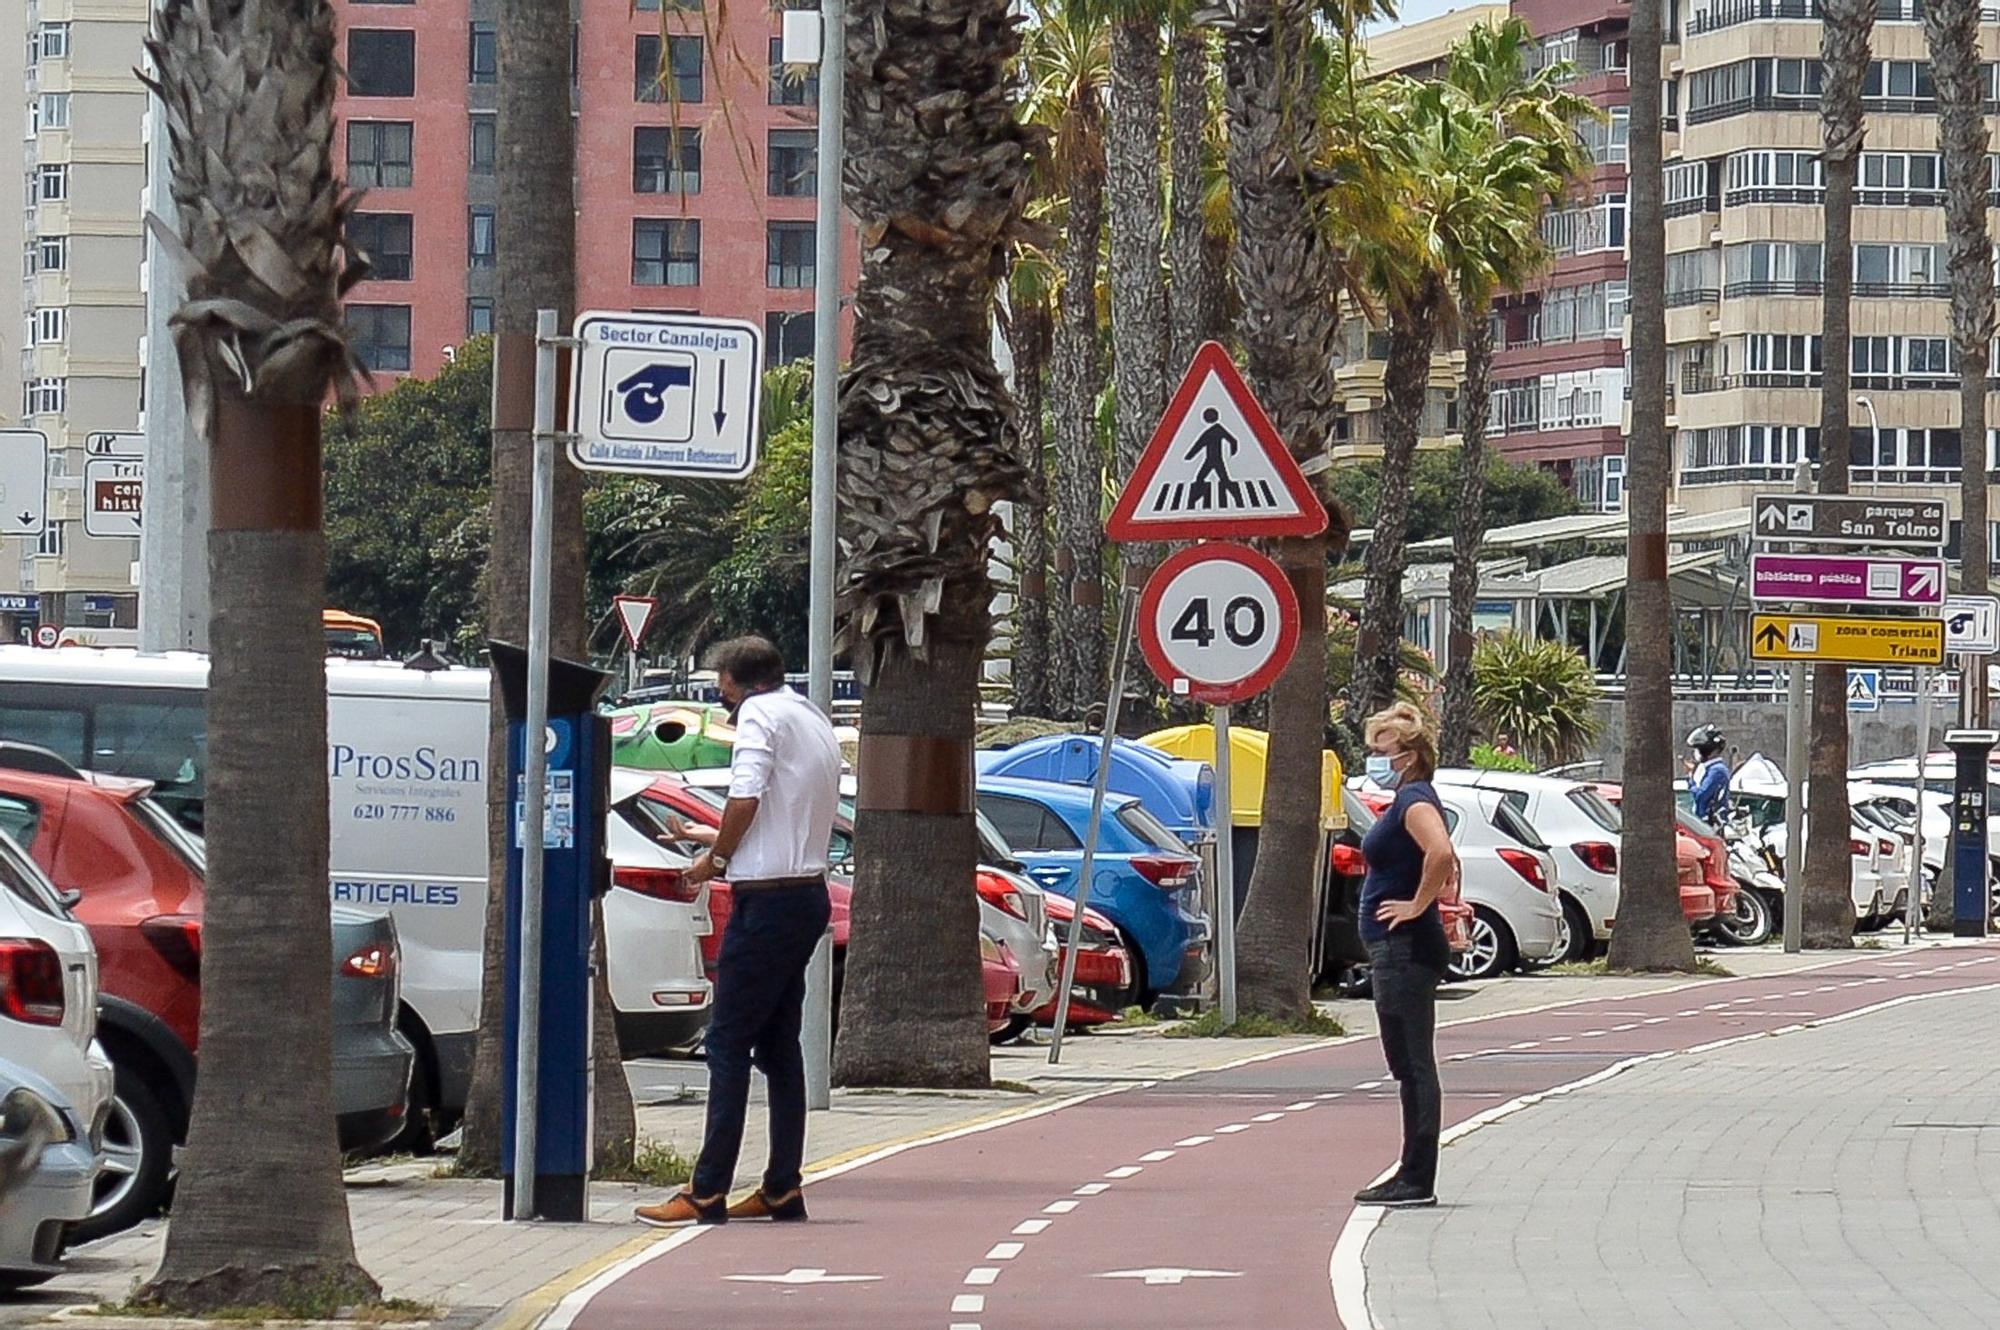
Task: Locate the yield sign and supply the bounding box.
[613,594,658,652]
[1106,341,1327,542]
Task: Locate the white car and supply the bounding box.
[0,832,110,1286]
[1731,766,1902,927]
[1434,769,1621,962]
[606,769,714,1055]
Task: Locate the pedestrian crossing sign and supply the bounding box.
[1106,341,1328,542]
[1847,668,1881,713]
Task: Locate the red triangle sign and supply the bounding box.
[613,594,658,651]
[1106,341,1328,543]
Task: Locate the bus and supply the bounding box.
[323,610,386,660]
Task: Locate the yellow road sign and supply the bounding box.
[1750,613,1944,665]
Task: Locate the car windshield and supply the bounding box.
[132,795,205,874]
[0,831,66,918]
[1116,803,1189,855]
[1568,787,1623,834]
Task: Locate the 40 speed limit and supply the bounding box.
[1137,542,1300,705]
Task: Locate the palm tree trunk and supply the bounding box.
[1006,302,1055,718]
[832,0,1036,1085]
[1440,293,1491,766]
[1353,298,1440,722]
[1604,0,1694,973]
[1803,0,1875,949]
[460,0,637,1175]
[1169,26,1223,369]
[140,0,374,1306]
[1052,142,1109,720]
[1221,0,1346,1021]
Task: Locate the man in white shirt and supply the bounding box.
[637,637,839,1228]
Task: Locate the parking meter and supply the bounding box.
[1944,730,1996,939]
[491,640,613,1221]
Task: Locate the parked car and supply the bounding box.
[976,776,1210,1005]
[979,934,1022,1035]
[605,769,715,1055]
[1719,768,1902,930]
[975,736,1217,849]
[1038,893,1133,1027]
[0,754,413,1240]
[0,1061,98,1290]
[1434,770,1622,962]
[1849,780,1961,906]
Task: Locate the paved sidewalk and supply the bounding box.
[1363,965,2000,1329]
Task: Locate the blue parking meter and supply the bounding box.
[491,641,613,1221]
[1944,730,1996,939]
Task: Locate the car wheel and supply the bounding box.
[73,1065,175,1245]
[1447,906,1517,982]
[1713,883,1773,948]
[1557,895,1594,964]
[990,1015,1034,1045]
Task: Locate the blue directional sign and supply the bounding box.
[568,313,763,479]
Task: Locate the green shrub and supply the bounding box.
[1470,743,1535,772]
[1470,633,1601,765]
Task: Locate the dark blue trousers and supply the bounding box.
[691,880,832,1198]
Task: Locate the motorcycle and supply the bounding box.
[1712,813,1782,947]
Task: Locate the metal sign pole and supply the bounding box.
[803,926,834,1110]
[805,0,845,716]
[1906,667,1931,946]
[1781,460,1808,955]
[1049,587,1140,1065]
[513,308,559,1220]
[1213,704,1237,1027]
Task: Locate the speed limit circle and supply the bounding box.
[1137,542,1300,705]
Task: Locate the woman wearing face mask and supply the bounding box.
[1354,700,1457,1208]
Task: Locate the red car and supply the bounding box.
[1038,893,1133,1028]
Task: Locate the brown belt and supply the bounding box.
[731,874,827,893]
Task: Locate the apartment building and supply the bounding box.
[334,0,856,383]
[11,0,149,640]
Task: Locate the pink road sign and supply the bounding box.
[1750,552,1946,607]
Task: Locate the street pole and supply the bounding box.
[1856,394,1879,499]
[1906,666,1930,946]
[513,309,559,1220]
[1782,460,1809,954]
[1213,705,1236,1027]
[803,926,833,1110]
[805,0,845,716]
[1049,587,1138,1065]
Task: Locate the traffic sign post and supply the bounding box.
[84,459,144,539]
[84,431,144,458]
[1751,493,1946,547]
[1137,544,1301,705]
[1750,613,1944,665]
[1846,669,1881,713]
[1749,552,1944,607]
[0,431,50,538]
[567,312,763,479]
[612,594,659,694]
[1944,595,2000,656]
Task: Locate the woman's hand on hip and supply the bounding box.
[1375,898,1427,929]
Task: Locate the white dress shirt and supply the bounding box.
[724,686,841,881]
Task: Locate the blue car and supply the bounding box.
[975,775,1209,1002]
[976,736,1216,849]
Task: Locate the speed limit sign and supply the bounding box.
[1137,542,1300,704]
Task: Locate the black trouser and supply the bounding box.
[1368,933,1442,1190]
[691,879,832,1199]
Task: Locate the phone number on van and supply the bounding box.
[352,804,457,823]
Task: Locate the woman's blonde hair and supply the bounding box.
[1364,701,1439,780]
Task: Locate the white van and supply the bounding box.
[0,647,699,1135]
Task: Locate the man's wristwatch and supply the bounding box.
[709,853,730,876]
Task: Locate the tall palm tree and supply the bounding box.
[459,0,637,1175]
[1928,0,1992,760]
[1168,20,1225,368]
[1219,0,1378,1020]
[1026,0,1112,719]
[1803,0,1876,948]
[1436,19,1594,763]
[832,0,1042,1085]
[1604,0,1692,971]
[139,0,374,1306]
[1003,251,1058,718]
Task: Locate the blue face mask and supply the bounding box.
[1366,754,1403,790]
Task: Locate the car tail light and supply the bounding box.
[976,871,1028,920]
[979,933,1004,965]
[1878,838,1898,858]
[1359,792,1393,815]
[1851,838,1870,858]
[614,865,702,903]
[0,938,64,1026]
[1131,855,1195,891]
[341,943,395,979]
[1496,847,1551,892]
[1573,841,1618,876]
[141,914,203,979]
[1330,843,1366,876]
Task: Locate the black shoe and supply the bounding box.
[1354,1176,1437,1208]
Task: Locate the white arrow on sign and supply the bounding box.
[1906,564,1942,600]
[1756,501,1789,532]
[724,1268,882,1285]
[1096,1268,1243,1286]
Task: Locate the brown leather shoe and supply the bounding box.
[726,1187,808,1222]
[636,1188,727,1227]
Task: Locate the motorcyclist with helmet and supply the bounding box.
[1686,723,1732,824]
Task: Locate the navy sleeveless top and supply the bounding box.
[1359,781,1450,963]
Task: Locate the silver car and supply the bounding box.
[0,1060,96,1289]
[977,816,1060,1039]
[331,906,416,1153]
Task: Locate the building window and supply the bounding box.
[34,309,63,344]
[347,121,414,188]
[36,524,61,558]
[766,310,813,367]
[38,237,66,272]
[38,23,69,60]
[636,34,704,102]
[670,36,703,101]
[350,213,414,281]
[348,30,416,98]
[36,165,67,203]
[633,219,700,286]
[470,23,498,84]
[769,37,820,105]
[467,298,493,337]
[24,378,65,416]
[38,94,69,131]
[349,305,413,372]
[767,222,815,287]
[470,114,497,173]
[768,129,816,196]
[468,207,497,268]
[633,127,701,194]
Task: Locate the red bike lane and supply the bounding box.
[559,947,2000,1330]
